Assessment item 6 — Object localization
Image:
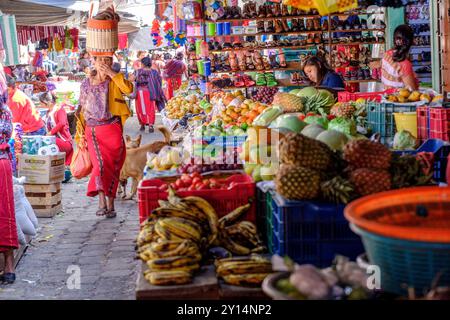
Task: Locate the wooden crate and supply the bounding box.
[24,183,62,218]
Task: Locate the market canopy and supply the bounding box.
[0,0,142,33]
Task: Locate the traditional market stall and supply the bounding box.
[132,0,450,301]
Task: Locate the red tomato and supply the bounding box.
[187,185,196,191]
[327,114,336,120]
[198,182,210,190]
[228,182,238,189]
[194,182,204,190]
[192,177,202,185]
[181,175,193,186]
[175,179,184,188]
[203,179,210,185]
[209,178,219,185]
[170,183,178,190]
[159,184,168,191]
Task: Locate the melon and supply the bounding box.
[272,115,307,133]
[260,163,277,181]
[296,86,318,98]
[301,124,326,139]
[316,130,349,151]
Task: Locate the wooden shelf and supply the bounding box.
[210,62,302,75]
[330,41,385,46]
[209,44,319,53]
[187,30,324,39]
[330,28,385,33]
[214,78,309,89]
[187,14,322,24]
[329,11,385,17]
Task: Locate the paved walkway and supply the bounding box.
[0,115,163,300]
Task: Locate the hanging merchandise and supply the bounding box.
[53,36,64,52]
[69,28,79,52]
[283,0,358,16]
[64,28,73,50]
[0,14,20,67]
[16,26,65,46]
[118,33,128,50]
[32,51,43,68]
[151,19,163,47]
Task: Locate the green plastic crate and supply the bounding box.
[256,185,273,253]
[366,101,417,144]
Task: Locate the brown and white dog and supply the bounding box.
[119,126,171,200]
[117,134,142,197]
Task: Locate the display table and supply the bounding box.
[136,262,219,300]
[219,282,269,300]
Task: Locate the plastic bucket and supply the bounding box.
[394,112,418,137]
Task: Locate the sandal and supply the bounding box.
[263,57,271,70]
[106,210,117,219]
[0,273,16,284]
[229,52,239,72]
[252,51,264,71]
[235,75,245,87]
[96,207,108,216]
[243,74,256,87]
[265,73,278,86]
[274,19,283,33]
[245,52,255,70]
[266,20,274,33]
[237,52,246,71]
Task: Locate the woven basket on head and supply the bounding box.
[86,18,118,56]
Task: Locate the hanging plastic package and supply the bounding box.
[64,28,73,50]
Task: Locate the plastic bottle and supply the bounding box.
[200,40,209,58]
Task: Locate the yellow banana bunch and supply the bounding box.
[222,273,271,286]
[136,222,157,247]
[147,255,200,271]
[145,270,193,286]
[154,221,184,242]
[216,260,272,277]
[219,203,251,229]
[156,217,202,243]
[183,196,219,247]
[152,207,208,226]
[138,240,198,262]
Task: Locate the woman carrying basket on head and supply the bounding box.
[77,7,133,218]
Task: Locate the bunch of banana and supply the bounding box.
[217,204,266,255]
[138,239,199,262]
[144,270,193,286]
[215,255,273,287]
[136,219,158,248]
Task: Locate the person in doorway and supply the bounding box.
[133,51,147,71]
[39,92,73,166]
[381,24,419,90]
[163,51,187,100]
[134,57,166,133]
[78,55,133,218]
[0,64,17,285]
[6,76,46,135]
[302,56,345,89]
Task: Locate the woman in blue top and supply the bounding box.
[302,56,345,89]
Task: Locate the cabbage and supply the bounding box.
[393,130,418,150]
[328,118,357,136]
[272,115,307,133]
[316,130,349,151]
[304,115,329,129]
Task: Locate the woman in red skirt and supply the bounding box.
[39,92,73,165]
[134,57,166,133]
[163,51,187,100]
[0,75,18,284]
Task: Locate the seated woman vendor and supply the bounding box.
[303,56,345,90]
[39,92,73,166]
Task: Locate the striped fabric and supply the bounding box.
[0,14,20,67]
[16,26,65,46]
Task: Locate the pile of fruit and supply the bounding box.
[215,255,272,287]
[385,88,442,104]
[212,99,268,128]
[194,119,247,137]
[274,133,433,204]
[177,162,243,174]
[159,173,243,192]
[272,87,336,115]
[165,94,203,119]
[252,87,279,104]
[147,147,184,171]
[136,190,266,286]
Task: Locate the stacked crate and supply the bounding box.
[18,153,65,218]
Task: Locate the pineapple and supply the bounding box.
[275,164,321,200]
[350,168,391,196]
[330,102,356,119]
[321,176,356,204]
[279,133,331,171]
[343,140,392,170]
[272,93,304,113]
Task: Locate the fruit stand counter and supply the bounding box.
[136,263,219,300]
[219,282,269,300]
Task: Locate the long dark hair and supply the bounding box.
[392,24,414,62]
[39,92,56,106]
[303,55,335,85]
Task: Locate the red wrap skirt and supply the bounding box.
[85,121,126,198]
[56,138,74,166]
[136,87,156,126]
[0,158,18,252]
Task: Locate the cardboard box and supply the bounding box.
[18,153,65,184]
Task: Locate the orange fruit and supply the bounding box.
[230,111,239,120]
[248,110,258,120]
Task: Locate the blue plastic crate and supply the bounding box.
[393,139,450,182]
[366,101,417,145]
[269,192,364,267]
[352,224,450,296]
[201,136,247,148]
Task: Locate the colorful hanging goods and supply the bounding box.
[282,0,357,15]
[86,6,120,56]
[151,19,163,47]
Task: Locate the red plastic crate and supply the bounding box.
[338,91,384,103]
[137,174,256,224]
[429,108,450,142]
[416,106,429,142]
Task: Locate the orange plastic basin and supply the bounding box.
[344,186,450,243]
